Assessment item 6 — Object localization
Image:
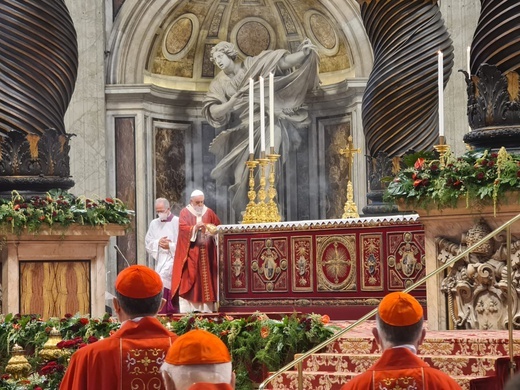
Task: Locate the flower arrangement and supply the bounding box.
[0,189,134,235]
[385,147,520,213]
[0,313,119,390]
[164,312,336,389]
[0,312,336,390]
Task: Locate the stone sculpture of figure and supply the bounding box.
[202,39,320,219]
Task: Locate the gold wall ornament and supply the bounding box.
[39,327,64,361]
[340,135,360,219]
[5,344,32,380]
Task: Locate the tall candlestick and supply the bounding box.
[259,76,266,153]
[269,72,274,149]
[249,78,254,156]
[437,51,444,137]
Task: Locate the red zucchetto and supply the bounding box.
[115,265,162,299]
[165,329,231,365]
[378,292,423,326]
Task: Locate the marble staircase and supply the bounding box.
[267,321,520,390]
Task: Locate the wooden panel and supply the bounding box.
[20,261,90,318]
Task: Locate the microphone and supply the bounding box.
[114,245,131,267]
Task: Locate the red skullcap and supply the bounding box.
[165,329,231,365]
[378,292,423,326]
[115,265,162,299]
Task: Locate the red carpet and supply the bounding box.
[267,320,519,390]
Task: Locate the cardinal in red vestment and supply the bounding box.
[341,292,461,390]
[161,329,235,389]
[171,190,221,313]
[60,265,177,390]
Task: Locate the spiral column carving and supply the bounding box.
[358,0,453,158]
[470,0,520,74]
[0,0,78,194]
[464,0,520,150]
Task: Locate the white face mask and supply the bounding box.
[157,212,169,221]
[193,205,204,214]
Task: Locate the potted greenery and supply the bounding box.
[0,189,134,235]
[384,147,520,215]
[0,312,336,390]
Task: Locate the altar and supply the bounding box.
[217,215,426,320]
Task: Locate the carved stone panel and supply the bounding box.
[438,218,520,330]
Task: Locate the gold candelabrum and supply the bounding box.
[340,135,360,219]
[433,135,450,169]
[242,149,282,224]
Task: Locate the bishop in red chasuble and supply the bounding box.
[171,190,221,313]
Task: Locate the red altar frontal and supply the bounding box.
[217,215,426,320]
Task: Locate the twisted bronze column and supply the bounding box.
[0,0,78,194]
[463,0,520,150]
[359,0,454,157]
[357,0,454,214]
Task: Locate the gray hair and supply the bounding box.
[155,198,170,209]
[375,314,423,347]
[161,362,232,390]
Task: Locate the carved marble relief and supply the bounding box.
[438,219,520,330]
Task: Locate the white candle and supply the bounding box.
[437,51,444,137]
[249,78,254,155]
[269,72,274,149]
[259,76,266,153]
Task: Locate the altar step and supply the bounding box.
[266,321,520,390]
